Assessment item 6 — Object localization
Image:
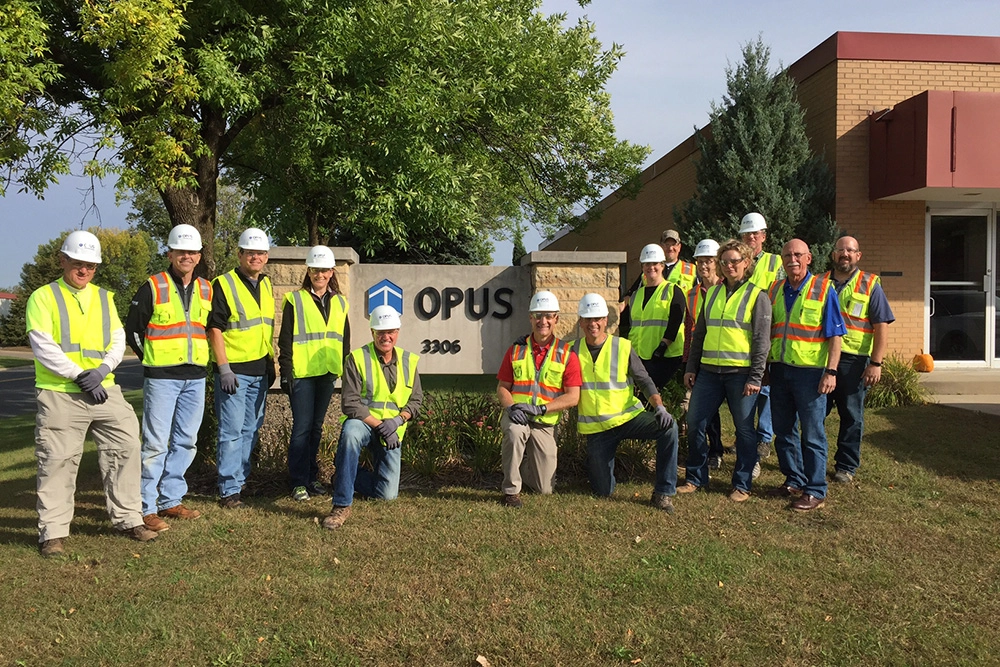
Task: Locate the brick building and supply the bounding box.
[545,32,1000,369]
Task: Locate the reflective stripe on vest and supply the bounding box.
[700,281,760,367]
[509,338,571,425]
[829,270,878,356]
[573,336,643,434]
[769,274,830,368]
[666,261,697,295]
[143,272,212,367]
[49,281,111,359]
[749,252,781,291]
[340,343,419,441]
[629,280,685,359]
[215,270,275,363]
[287,290,348,378]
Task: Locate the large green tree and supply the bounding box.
[7,0,646,272]
[675,38,837,267]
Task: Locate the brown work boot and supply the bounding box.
[321,506,352,530]
[790,494,826,512]
[766,484,803,498]
[676,482,701,494]
[122,524,159,542]
[143,513,170,532]
[159,504,201,520]
[729,488,751,503]
[650,492,675,514]
[39,538,65,558]
[500,493,523,508]
[219,494,245,509]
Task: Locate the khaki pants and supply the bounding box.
[35,386,144,542]
[500,413,558,495]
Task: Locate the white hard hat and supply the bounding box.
[739,212,767,234]
[528,290,560,313]
[577,293,609,318]
[305,245,336,268]
[639,243,666,264]
[369,305,402,330]
[238,227,270,251]
[167,224,203,251]
[693,239,720,258]
[61,230,102,264]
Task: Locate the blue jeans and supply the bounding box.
[288,374,337,489]
[141,377,205,514]
[755,385,773,444]
[215,373,267,498]
[685,371,758,492]
[827,353,869,475]
[769,363,829,499]
[332,419,401,507]
[586,411,678,497]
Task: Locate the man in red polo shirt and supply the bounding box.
[496,291,581,508]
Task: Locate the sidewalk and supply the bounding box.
[920,369,1000,417]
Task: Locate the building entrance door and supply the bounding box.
[928,212,997,365]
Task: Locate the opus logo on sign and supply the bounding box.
[366,279,403,317]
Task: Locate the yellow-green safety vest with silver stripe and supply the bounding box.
[214,269,274,363]
[629,280,684,359]
[828,270,879,356]
[285,289,348,379]
[700,280,762,368]
[143,272,212,367]
[29,279,116,392]
[748,252,782,291]
[666,260,697,295]
[340,343,419,441]
[573,336,644,434]
[768,274,831,368]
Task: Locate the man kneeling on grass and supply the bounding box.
[322,306,421,530]
[573,294,679,513]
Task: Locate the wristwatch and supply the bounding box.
[869,360,882,367]
[824,368,837,376]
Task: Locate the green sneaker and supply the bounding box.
[292,486,310,502]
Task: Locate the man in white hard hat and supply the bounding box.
[323,305,422,530]
[26,230,158,556]
[206,227,276,509]
[620,229,697,308]
[625,243,687,390]
[125,224,212,532]
[496,291,581,508]
[825,236,894,483]
[574,293,680,513]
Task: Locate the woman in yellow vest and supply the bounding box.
[277,246,349,501]
[682,239,772,502]
[627,243,687,390]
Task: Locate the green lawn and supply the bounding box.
[2,394,999,666]
[0,356,32,369]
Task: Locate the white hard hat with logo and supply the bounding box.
[306,245,336,268]
[238,227,270,251]
[61,230,102,264]
[528,290,560,313]
[739,212,767,234]
[577,293,609,318]
[693,239,720,258]
[167,224,203,251]
[369,305,402,330]
[639,243,666,264]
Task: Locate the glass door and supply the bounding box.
[928,213,994,363]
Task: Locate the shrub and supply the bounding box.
[865,353,929,408]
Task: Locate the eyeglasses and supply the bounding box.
[308,267,333,274]
[531,313,558,321]
[834,248,859,255]
[68,261,98,272]
[241,250,268,258]
[719,257,745,266]
[781,252,808,260]
[742,231,764,238]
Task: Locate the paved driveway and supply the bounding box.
[0,358,144,418]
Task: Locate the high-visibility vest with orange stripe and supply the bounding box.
[768,274,831,368]
[827,270,879,357]
[509,338,572,425]
[143,272,212,368]
[666,261,697,295]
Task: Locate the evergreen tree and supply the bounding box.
[675,38,837,269]
[511,223,528,266]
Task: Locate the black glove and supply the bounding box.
[383,430,401,450]
[88,385,109,405]
[218,363,239,395]
[506,404,529,425]
[513,334,529,346]
[653,405,673,431]
[266,358,277,388]
[75,364,110,392]
[280,376,294,395]
[517,403,547,418]
[652,341,669,359]
[376,415,405,439]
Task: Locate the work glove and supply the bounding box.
[88,385,109,405]
[653,404,674,432]
[376,415,406,439]
[280,376,294,396]
[75,364,111,393]
[382,430,401,450]
[513,334,529,346]
[517,403,547,418]
[266,357,277,388]
[218,363,239,395]
[506,404,529,425]
[651,341,669,359]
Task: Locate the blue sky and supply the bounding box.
[3,0,1000,287]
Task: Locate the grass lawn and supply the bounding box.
[0,356,33,369]
[2,392,1000,666]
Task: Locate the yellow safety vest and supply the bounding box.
[828,270,879,356]
[143,272,212,368]
[700,281,761,368]
[285,290,348,379]
[629,281,684,359]
[573,336,644,434]
[340,344,419,441]
[769,274,831,368]
[213,269,274,363]
[749,252,782,291]
[665,260,697,295]
[509,338,572,425]
[25,278,117,392]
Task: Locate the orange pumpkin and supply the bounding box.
[912,350,934,373]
